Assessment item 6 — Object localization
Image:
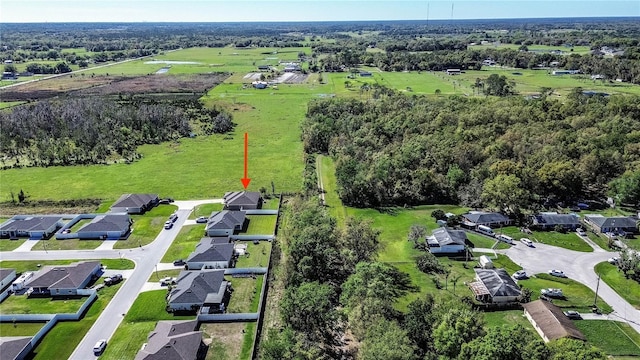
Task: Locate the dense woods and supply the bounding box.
[302,89,640,210]
[0,97,233,167]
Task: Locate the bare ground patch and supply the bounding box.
[0,75,115,101]
[273,72,308,84]
[76,73,230,96]
[200,322,246,360]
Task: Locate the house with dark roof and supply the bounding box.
[223,191,262,210]
[109,193,159,214]
[522,300,586,342]
[469,268,521,303]
[0,216,63,240]
[0,336,32,360]
[205,211,246,237]
[584,215,638,234]
[0,268,17,291]
[426,228,467,254]
[76,214,132,240]
[462,211,511,228]
[25,261,101,297]
[135,320,208,360]
[186,237,235,270]
[168,270,231,313]
[531,212,581,230]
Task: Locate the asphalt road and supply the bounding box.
[503,241,640,333]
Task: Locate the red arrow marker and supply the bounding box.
[241,132,251,189]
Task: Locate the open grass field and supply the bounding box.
[160,224,203,262]
[28,282,122,360]
[0,295,87,314]
[497,226,593,252]
[517,273,612,314]
[189,203,224,219]
[0,321,45,336]
[0,259,135,273]
[575,320,640,356]
[595,262,640,309]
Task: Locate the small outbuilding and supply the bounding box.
[522,300,586,342]
[478,255,494,269]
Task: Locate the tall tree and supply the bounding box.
[280,281,340,343]
[433,307,485,358]
[359,319,416,360]
[482,174,530,214]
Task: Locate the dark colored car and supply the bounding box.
[563,310,582,320]
[173,259,186,266]
[104,274,123,286]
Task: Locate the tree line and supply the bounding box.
[259,197,606,359]
[0,97,233,168]
[302,89,640,211]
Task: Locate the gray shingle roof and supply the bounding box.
[78,215,132,233]
[111,193,158,209]
[0,268,16,281]
[0,216,61,233]
[522,300,586,341]
[26,261,100,290]
[0,336,32,360]
[532,213,580,226]
[135,320,203,360]
[474,268,521,298]
[169,270,227,306]
[585,215,637,229]
[206,211,246,231]
[187,238,234,263]
[427,228,467,246]
[462,212,510,224]
[223,191,261,208]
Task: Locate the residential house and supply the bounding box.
[522,300,586,342]
[0,216,63,240]
[0,337,32,360]
[469,268,521,303]
[205,211,246,237]
[168,270,231,313]
[531,212,581,230]
[186,237,235,270]
[223,191,263,210]
[76,214,132,240]
[426,228,467,254]
[25,261,101,297]
[446,69,461,75]
[461,211,511,228]
[584,215,638,234]
[0,268,17,291]
[135,320,208,360]
[109,193,159,214]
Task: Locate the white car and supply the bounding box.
[93,339,107,355]
[548,269,567,278]
[513,270,527,280]
[608,257,620,265]
[541,288,564,298]
[576,228,586,236]
[520,238,534,247]
[160,277,176,286]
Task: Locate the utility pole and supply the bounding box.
[593,273,601,309]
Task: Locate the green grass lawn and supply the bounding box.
[0,239,26,251]
[239,321,256,360]
[160,225,204,262]
[595,262,640,309]
[147,269,182,283]
[497,226,593,252]
[28,283,122,360]
[0,295,87,314]
[125,290,194,322]
[228,275,263,313]
[482,309,535,332]
[517,273,612,314]
[0,259,134,273]
[30,239,104,251]
[575,320,640,356]
[114,205,177,249]
[189,203,224,219]
[201,322,248,360]
[235,242,271,268]
[0,321,45,336]
[245,215,277,235]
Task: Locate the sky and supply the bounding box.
[0,0,638,23]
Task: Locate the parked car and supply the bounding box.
[164,221,173,230]
[105,274,123,286]
[608,257,620,265]
[520,238,534,247]
[576,228,587,236]
[196,216,208,224]
[169,213,178,222]
[541,288,564,298]
[563,310,582,319]
[173,259,186,266]
[160,277,176,286]
[548,269,567,278]
[496,234,515,245]
[513,270,528,280]
[93,339,107,355]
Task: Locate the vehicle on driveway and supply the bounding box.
[576,228,587,236]
[548,269,567,278]
[496,234,515,245]
[196,216,208,224]
[104,274,123,286]
[160,277,176,286]
[173,259,186,266]
[563,310,582,319]
[164,221,173,230]
[93,339,107,355]
[520,238,534,247]
[608,257,620,265]
[541,288,564,298]
[513,270,528,280]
